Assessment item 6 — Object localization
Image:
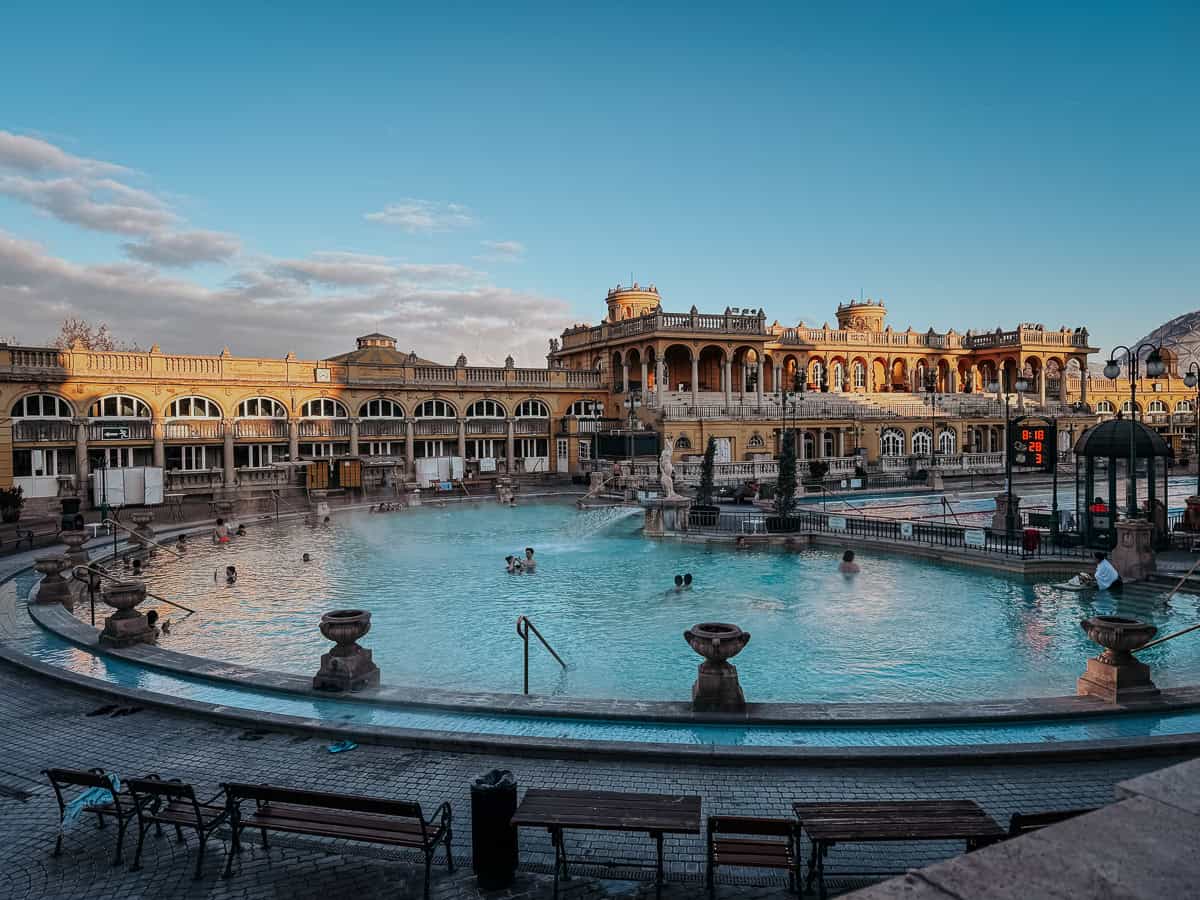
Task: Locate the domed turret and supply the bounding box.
[605,283,661,321]
[836,298,887,332]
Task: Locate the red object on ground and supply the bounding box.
[1023,528,1041,552]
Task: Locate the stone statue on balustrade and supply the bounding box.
[659,439,678,498]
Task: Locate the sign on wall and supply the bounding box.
[829,516,847,531]
[1008,417,1057,474]
[900,521,914,539]
[965,529,987,548]
[100,426,130,440]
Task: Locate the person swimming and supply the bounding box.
[302,553,311,563]
[225,565,237,584]
[683,573,693,590]
[131,559,144,577]
[523,547,536,571]
[838,550,860,574]
[175,534,187,552]
[235,523,246,537]
[673,574,684,592]
[213,517,230,544]
[505,555,523,573]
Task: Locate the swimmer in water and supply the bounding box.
[523,547,536,571]
[505,555,522,573]
[235,523,246,537]
[213,517,230,544]
[176,534,187,552]
[683,573,693,590]
[673,574,684,592]
[225,565,237,584]
[838,549,860,575]
[302,553,311,563]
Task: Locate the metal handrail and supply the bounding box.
[515,615,566,694]
[100,518,183,559]
[71,563,197,616]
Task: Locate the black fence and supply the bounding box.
[686,507,1090,559]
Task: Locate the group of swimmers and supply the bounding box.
[671,573,694,592]
[370,503,403,513]
[211,518,247,544]
[505,548,537,573]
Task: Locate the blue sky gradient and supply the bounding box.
[0,2,1196,362]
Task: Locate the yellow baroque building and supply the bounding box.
[2,284,1195,507]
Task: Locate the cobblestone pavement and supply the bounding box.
[0,660,1189,900]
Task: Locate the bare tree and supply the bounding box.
[51,318,138,351]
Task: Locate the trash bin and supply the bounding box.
[1023,528,1041,552]
[471,769,518,889]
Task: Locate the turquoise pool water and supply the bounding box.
[58,499,1200,704]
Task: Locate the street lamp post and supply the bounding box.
[1103,343,1166,518]
[625,391,641,469]
[988,372,1030,537]
[1183,362,1200,496]
[924,368,938,467]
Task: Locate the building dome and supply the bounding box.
[1129,309,1200,376]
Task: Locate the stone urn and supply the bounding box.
[1185,496,1200,532]
[60,529,89,566]
[1077,615,1159,703]
[684,622,751,712]
[34,556,72,605]
[313,609,380,692]
[99,580,154,646]
[129,509,155,544]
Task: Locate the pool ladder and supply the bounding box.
[516,615,566,694]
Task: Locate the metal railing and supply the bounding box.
[72,562,197,619]
[100,518,184,560]
[515,615,566,694]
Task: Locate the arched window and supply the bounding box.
[415,399,456,418]
[911,428,932,456]
[167,396,222,418]
[300,398,347,418]
[809,361,824,385]
[11,394,72,418]
[88,395,151,418]
[1176,400,1194,413]
[831,362,843,390]
[1095,400,1115,414]
[359,398,405,418]
[466,399,505,418]
[515,399,549,417]
[1121,400,1140,415]
[568,399,603,418]
[237,397,288,418]
[880,427,904,457]
[746,434,764,449]
[852,362,866,389]
[675,436,692,450]
[938,429,957,454]
[1147,400,1167,414]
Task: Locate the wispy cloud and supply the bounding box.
[0,130,128,176]
[477,239,526,262]
[364,199,475,233]
[0,174,177,236]
[121,230,242,267]
[268,251,483,288]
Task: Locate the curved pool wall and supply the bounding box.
[58,501,1200,705]
[6,565,1200,762]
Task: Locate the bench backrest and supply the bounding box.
[708,815,796,838]
[127,776,197,802]
[45,767,115,791]
[1008,808,1095,837]
[223,782,423,820]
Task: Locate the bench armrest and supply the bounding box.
[425,801,452,840]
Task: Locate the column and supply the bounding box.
[656,359,665,406]
[288,418,300,462]
[723,360,732,407]
[506,417,516,473]
[456,417,467,459]
[691,355,700,406]
[839,429,846,457]
[151,417,165,469]
[405,418,415,472]
[774,364,782,394]
[349,417,360,456]
[1080,365,1088,406]
[622,361,629,392]
[818,428,826,458]
[1039,360,1047,405]
[74,418,90,506]
[223,419,235,487]
[756,358,764,406]
[640,360,649,393]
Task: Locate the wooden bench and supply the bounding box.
[221,783,453,899]
[44,767,138,866]
[1,518,60,554]
[706,815,799,896]
[1008,807,1096,838]
[127,775,230,879]
[511,788,702,899]
[792,800,1005,898]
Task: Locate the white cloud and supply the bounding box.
[0,231,570,366]
[478,239,526,262]
[0,130,128,176]
[122,230,242,267]
[364,199,475,233]
[0,174,177,236]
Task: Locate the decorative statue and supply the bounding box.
[659,438,678,498]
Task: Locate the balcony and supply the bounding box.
[413,418,456,436]
[466,420,507,435]
[299,419,351,438]
[12,420,75,443]
[164,420,224,440]
[514,419,548,434]
[234,419,289,439]
[88,420,153,441]
[359,418,406,437]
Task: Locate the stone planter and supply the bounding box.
[59,495,83,531]
[129,509,156,546]
[34,556,72,606]
[313,609,380,692]
[60,529,89,566]
[1112,519,1155,583]
[684,622,751,712]
[100,580,154,646]
[1078,615,1159,703]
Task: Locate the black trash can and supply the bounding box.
[471,769,518,889]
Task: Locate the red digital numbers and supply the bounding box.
[1014,426,1051,469]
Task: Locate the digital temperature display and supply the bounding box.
[1008,420,1056,473]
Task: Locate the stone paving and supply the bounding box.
[0,657,1187,900]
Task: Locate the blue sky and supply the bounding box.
[0,2,1196,364]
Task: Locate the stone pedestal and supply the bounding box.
[407,489,421,508]
[1186,496,1200,532]
[1077,616,1159,703]
[684,622,751,713]
[308,490,330,520]
[99,581,155,647]
[313,610,380,692]
[60,530,90,566]
[1112,519,1155,583]
[495,477,515,505]
[129,510,156,549]
[34,556,72,605]
[992,492,1021,534]
[59,493,83,531]
[642,497,690,537]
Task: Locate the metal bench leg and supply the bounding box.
[654,831,665,900]
[131,822,151,871]
[423,849,432,900]
[444,827,454,872]
[112,816,130,866]
[195,834,206,880]
[222,825,241,878]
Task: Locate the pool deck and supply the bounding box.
[1,535,1198,897]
